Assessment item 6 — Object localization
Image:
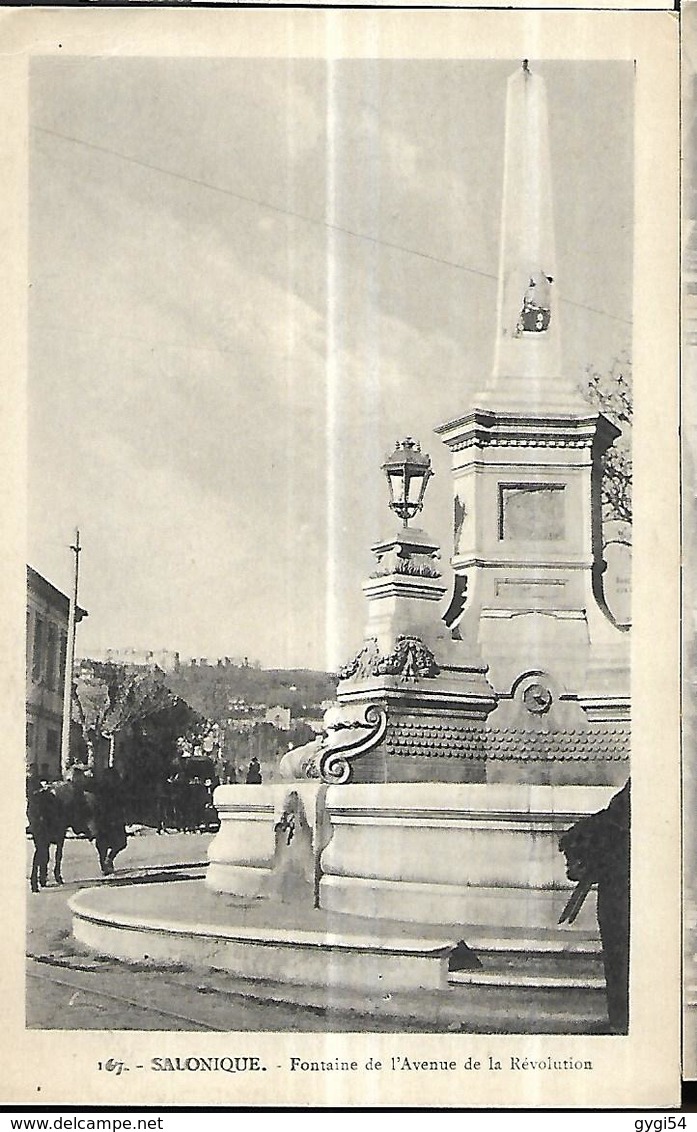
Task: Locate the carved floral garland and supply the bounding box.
[339,634,440,681]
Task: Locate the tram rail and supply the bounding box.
[26,956,223,1031]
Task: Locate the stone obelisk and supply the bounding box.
[485,61,581,412]
[436,61,630,785]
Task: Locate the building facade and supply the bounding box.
[26,566,87,780]
[264,705,291,731]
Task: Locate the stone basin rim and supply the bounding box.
[69,881,601,956]
[68,887,458,957]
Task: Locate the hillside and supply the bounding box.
[164,663,337,724]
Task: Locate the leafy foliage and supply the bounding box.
[583,354,633,546]
[72,661,204,769]
[71,659,335,794]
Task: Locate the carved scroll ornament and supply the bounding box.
[318,704,388,784]
[278,704,388,785]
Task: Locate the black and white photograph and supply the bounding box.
[4,8,680,1110]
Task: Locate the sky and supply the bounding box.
[28,57,633,671]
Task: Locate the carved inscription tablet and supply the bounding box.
[499,483,565,541]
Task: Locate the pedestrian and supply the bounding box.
[246,756,262,784]
[170,773,187,831]
[190,777,208,831]
[88,765,128,865]
[66,762,94,838]
[558,780,630,1033]
[154,777,168,834]
[26,769,47,833]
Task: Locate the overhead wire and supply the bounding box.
[33,123,632,329]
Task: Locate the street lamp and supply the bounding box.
[381,438,434,528]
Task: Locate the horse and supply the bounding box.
[27,774,128,893]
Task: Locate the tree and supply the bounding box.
[118,696,206,825]
[72,661,201,769]
[72,660,211,823]
[70,667,110,765]
[101,668,178,766]
[583,354,632,548]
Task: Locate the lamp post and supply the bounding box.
[381,438,434,527]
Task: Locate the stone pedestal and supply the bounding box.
[359,527,446,655]
[328,522,497,782]
[431,405,630,785]
[207,782,614,934]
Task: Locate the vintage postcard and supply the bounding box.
[0,7,681,1109]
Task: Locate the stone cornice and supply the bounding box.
[449,557,594,570]
[336,681,497,721]
[371,528,440,557]
[362,575,447,602]
[435,408,619,455]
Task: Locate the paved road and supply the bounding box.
[26,830,429,1032]
[26,827,212,889]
